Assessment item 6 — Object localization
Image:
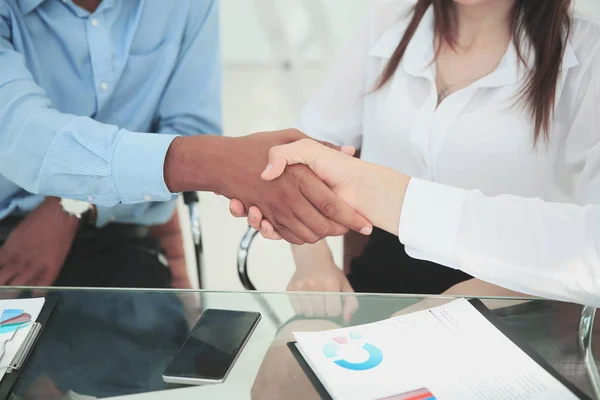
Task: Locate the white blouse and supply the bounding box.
[298,0,600,305]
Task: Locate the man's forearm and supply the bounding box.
[163,135,229,193]
[40,197,81,231]
[357,164,410,236]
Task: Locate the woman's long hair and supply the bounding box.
[376,0,572,143]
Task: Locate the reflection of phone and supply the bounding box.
[162,309,261,385]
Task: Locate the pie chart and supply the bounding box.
[0,309,31,335]
[323,332,383,371]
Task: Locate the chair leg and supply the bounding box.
[237,226,282,326]
[187,201,203,289]
[579,306,600,399]
[238,227,259,290]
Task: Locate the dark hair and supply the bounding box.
[376,0,572,143]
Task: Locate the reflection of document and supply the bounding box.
[294,299,579,400]
[0,298,45,382]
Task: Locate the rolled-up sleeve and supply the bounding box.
[0,7,176,207]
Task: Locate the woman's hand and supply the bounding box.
[230,139,369,239]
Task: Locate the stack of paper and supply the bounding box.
[294,299,579,400]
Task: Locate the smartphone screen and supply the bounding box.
[163,309,261,382]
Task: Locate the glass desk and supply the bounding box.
[0,288,596,400]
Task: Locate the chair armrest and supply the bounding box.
[579,306,600,398]
[182,191,199,205]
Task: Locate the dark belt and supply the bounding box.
[0,216,149,243]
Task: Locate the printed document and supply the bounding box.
[294,299,578,400]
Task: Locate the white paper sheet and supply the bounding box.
[294,299,578,400]
[0,298,45,382]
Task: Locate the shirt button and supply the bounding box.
[144,195,152,202]
[100,82,108,92]
[90,18,99,27]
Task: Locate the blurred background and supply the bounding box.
[192,0,600,291]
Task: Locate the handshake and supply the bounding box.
[164,128,404,244]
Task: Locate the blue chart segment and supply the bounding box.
[322,332,384,371]
[0,309,31,335]
[334,343,383,371]
[323,342,339,358]
[0,309,22,323]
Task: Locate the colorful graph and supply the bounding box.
[0,309,31,334]
[381,388,437,400]
[322,332,383,371]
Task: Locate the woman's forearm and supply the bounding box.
[356,163,410,236]
[292,241,335,269]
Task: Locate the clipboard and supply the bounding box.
[288,299,591,400]
[0,295,57,400]
[288,341,333,400]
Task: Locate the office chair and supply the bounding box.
[183,192,204,288]
[237,226,282,325]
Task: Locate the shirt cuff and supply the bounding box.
[398,178,467,265]
[112,130,179,204]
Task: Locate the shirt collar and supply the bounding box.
[369,4,580,88]
[19,0,116,16]
[19,0,46,14]
[368,5,436,78]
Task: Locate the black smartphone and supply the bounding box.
[162,309,261,385]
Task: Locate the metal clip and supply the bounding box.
[0,322,42,373]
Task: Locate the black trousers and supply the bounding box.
[0,219,172,289]
[347,227,472,295]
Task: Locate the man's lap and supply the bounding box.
[55,225,172,288]
[0,217,172,289]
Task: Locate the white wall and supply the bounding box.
[576,0,600,17]
[220,0,372,65]
[221,0,600,66]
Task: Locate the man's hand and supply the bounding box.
[167,129,371,245]
[231,138,366,239]
[0,197,78,286]
[288,262,358,323]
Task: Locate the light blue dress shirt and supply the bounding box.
[0,0,222,226]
